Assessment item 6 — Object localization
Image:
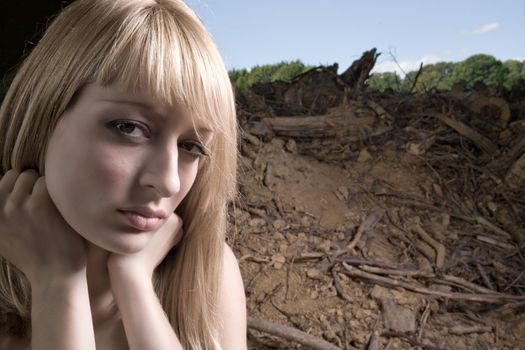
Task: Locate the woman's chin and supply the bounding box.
[88,232,151,255]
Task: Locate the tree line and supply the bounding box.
[229,54,525,93]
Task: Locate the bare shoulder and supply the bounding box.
[217,243,247,350]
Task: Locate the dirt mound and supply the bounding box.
[231,50,525,350]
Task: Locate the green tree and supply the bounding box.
[449,54,508,87]
[402,62,454,92]
[366,72,402,92]
[272,60,309,82]
[503,59,525,90]
[229,60,312,92]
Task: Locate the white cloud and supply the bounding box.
[372,54,442,77]
[470,22,500,35]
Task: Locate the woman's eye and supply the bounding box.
[180,141,208,158]
[108,120,149,138]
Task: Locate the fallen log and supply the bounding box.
[262,109,390,139]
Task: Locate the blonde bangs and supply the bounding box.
[92,2,234,138]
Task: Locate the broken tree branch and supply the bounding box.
[431,113,498,156]
[248,316,352,350]
[341,264,525,304]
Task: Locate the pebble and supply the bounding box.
[249,218,266,227]
[381,297,416,332]
[272,219,287,230]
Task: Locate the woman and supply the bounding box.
[0,0,246,349]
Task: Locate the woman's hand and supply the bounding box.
[106,213,185,350]
[0,169,87,284]
[107,212,183,281]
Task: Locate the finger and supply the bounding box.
[9,170,39,204]
[28,177,53,208]
[0,169,20,198]
[31,176,48,197]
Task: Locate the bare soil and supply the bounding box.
[230,61,525,350]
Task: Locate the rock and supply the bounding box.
[406,136,435,155]
[370,285,391,300]
[271,254,286,269]
[487,202,498,213]
[357,148,372,162]
[285,139,297,153]
[247,120,274,139]
[310,290,319,299]
[381,298,416,333]
[263,163,274,187]
[249,218,266,227]
[433,183,443,197]
[272,219,287,230]
[272,163,290,179]
[241,131,261,146]
[306,268,321,279]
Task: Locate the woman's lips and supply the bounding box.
[118,210,163,231]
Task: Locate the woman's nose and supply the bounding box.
[139,145,181,197]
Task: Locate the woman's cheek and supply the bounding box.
[89,146,136,190]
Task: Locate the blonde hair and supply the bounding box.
[0,0,237,348]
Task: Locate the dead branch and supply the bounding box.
[358,265,496,294]
[247,316,352,350]
[381,331,445,350]
[332,210,384,258]
[431,113,498,156]
[448,325,493,335]
[342,263,525,304]
[331,268,353,303]
[262,110,384,139]
[487,136,525,171]
[475,216,513,240]
[476,235,516,250]
[409,62,424,94]
[411,220,446,269]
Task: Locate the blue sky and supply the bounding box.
[186,0,524,75]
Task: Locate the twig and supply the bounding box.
[359,265,433,278]
[331,268,353,303]
[358,265,496,294]
[475,216,513,240]
[487,135,525,171]
[336,256,414,270]
[449,325,493,335]
[381,331,445,350]
[418,301,431,341]
[332,210,384,258]
[476,262,495,291]
[409,62,424,94]
[342,263,525,303]
[367,318,381,350]
[412,220,446,269]
[503,270,525,292]
[247,316,352,350]
[476,235,516,250]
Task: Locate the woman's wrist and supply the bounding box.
[108,262,153,294]
[31,267,89,300]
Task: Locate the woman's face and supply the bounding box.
[45,83,213,254]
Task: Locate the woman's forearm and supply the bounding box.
[31,271,96,350]
[110,269,183,350]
